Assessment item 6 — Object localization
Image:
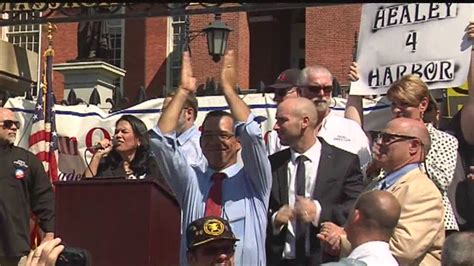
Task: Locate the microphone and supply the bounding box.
[89,137,118,151]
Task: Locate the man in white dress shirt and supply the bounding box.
[320,190,400,266]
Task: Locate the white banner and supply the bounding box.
[6,94,392,180]
[351,3,473,95]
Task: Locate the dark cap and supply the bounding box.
[186,216,239,250]
[266,68,301,92]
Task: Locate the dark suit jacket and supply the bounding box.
[266,138,364,266]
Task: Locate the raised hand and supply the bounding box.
[467,21,474,40]
[180,51,197,93]
[348,61,360,82]
[221,50,238,91]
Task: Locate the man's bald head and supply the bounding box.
[386,117,431,154]
[354,190,401,236]
[274,97,319,152]
[278,97,319,129]
[346,190,401,247]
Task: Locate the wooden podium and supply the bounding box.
[55,178,180,266]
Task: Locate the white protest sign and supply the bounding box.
[351,3,473,95]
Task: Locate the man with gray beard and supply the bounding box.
[298,65,371,173]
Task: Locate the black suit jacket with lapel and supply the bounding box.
[265,137,364,265]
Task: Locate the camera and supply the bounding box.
[55,247,91,266]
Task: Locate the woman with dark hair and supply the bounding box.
[83,115,160,180]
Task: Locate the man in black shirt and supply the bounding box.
[0,108,55,266]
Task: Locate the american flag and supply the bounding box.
[28,46,59,184]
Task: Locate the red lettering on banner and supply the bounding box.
[85,127,111,153]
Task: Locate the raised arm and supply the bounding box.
[462,21,474,144]
[221,50,272,203]
[150,52,199,205]
[158,51,197,133]
[220,50,250,122]
[344,62,364,127]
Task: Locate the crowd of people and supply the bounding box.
[1,20,474,266]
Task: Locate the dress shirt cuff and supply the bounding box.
[311,200,322,226]
[150,126,178,146]
[235,113,257,137]
[271,211,285,235]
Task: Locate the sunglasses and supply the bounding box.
[374,131,418,144]
[0,120,20,129]
[299,85,333,95]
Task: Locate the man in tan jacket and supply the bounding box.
[319,117,444,266]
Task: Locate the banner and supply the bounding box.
[351,3,473,95]
[6,94,392,181]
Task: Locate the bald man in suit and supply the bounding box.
[319,118,444,266]
[266,97,364,265]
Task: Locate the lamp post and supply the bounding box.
[202,14,232,62]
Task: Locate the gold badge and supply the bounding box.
[203,219,225,236]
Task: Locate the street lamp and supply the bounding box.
[202,14,232,62]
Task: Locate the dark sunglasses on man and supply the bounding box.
[373,131,420,145]
[299,85,333,95]
[0,120,21,129]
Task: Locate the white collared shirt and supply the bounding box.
[272,140,323,259]
[318,111,371,172]
[348,241,399,266]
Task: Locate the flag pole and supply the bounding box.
[30,22,58,249]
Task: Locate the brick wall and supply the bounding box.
[42,22,78,101]
[306,4,362,86]
[123,17,168,101]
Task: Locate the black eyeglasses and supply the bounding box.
[0,120,20,129]
[299,85,333,95]
[374,131,418,144]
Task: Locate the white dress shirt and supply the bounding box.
[348,241,399,266]
[272,140,323,259]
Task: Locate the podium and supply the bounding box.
[55,178,180,266]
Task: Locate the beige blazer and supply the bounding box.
[341,168,445,266]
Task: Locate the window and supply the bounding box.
[6,12,41,53]
[167,15,189,90]
[107,18,124,68]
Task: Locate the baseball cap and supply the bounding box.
[266,68,301,92]
[186,216,239,250]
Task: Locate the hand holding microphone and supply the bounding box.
[90,137,118,157]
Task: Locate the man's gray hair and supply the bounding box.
[442,232,474,266]
[298,65,333,86]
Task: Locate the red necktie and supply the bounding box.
[204,172,226,217]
